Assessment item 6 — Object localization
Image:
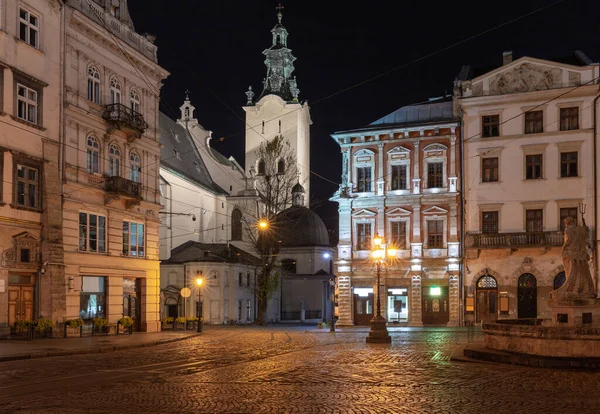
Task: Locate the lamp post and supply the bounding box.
[329,278,336,332]
[196,277,203,332]
[366,234,396,343]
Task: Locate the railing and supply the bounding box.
[105,176,141,198]
[102,103,148,136]
[305,310,322,319]
[281,311,301,321]
[466,231,563,248]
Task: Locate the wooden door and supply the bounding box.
[422,287,449,325]
[476,289,497,323]
[518,273,537,319]
[353,294,373,325]
[8,286,34,326]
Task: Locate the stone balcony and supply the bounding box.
[102,104,148,140]
[466,231,563,249]
[104,176,141,208]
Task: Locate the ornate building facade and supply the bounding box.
[455,51,600,323]
[331,97,462,326]
[0,0,62,336]
[59,0,169,331]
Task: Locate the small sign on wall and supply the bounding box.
[465,297,474,312]
[0,279,5,293]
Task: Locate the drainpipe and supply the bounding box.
[458,115,465,327]
[593,91,600,295]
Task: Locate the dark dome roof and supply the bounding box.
[273,206,329,247]
[292,182,305,193]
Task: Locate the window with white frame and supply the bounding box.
[86,136,100,174]
[19,7,39,49]
[17,83,38,124]
[87,66,101,104]
[130,151,141,183]
[110,78,121,104]
[391,165,408,190]
[356,167,372,192]
[356,222,372,250]
[387,147,410,191]
[122,221,144,257]
[522,144,547,181]
[390,220,407,249]
[79,212,106,253]
[423,144,447,190]
[427,162,443,188]
[353,150,374,193]
[109,143,120,177]
[130,89,140,113]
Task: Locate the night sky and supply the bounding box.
[128,0,600,244]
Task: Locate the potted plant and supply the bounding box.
[33,318,53,338]
[13,319,33,338]
[161,317,174,330]
[65,318,84,338]
[174,317,187,330]
[186,317,198,330]
[93,317,110,335]
[118,316,134,334]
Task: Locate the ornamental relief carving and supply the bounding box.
[489,63,561,94]
[1,232,40,269]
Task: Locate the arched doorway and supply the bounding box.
[476,275,498,323]
[554,272,566,290]
[517,273,537,319]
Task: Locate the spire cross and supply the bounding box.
[276,3,284,23]
[185,89,191,100]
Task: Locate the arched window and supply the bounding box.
[86,136,100,174]
[130,151,141,183]
[87,66,101,104]
[281,259,296,274]
[554,271,566,289]
[109,143,121,177]
[277,159,285,175]
[110,78,121,104]
[477,275,497,289]
[130,89,140,113]
[518,273,537,288]
[257,159,266,175]
[231,209,242,241]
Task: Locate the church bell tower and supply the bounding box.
[243,4,311,206]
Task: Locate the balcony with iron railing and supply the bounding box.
[102,104,148,139]
[466,231,563,249]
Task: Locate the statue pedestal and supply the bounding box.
[548,298,600,327]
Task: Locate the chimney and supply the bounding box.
[503,50,513,65]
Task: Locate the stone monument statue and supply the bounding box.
[552,216,596,300]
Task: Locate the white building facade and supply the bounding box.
[455,51,600,323]
[331,98,463,326]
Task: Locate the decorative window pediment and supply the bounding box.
[385,207,412,216]
[1,232,40,269]
[423,143,448,152]
[387,146,410,154]
[354,149,375,157]
[351,208,377,218]
[422,206,448,215]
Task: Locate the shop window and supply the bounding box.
[79,276,106,320]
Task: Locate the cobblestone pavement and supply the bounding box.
[1,326,599,413]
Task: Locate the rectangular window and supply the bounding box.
[19,7,39,49]
[560,208,578,231]
[482,211,499,233]
[482,115,499,138]
[247,273,251,287]
[560,107,579,131]
[14,162,40,209]
[481,158,498,183]
[427,220,444,248]
[390,221,407,249]
[356,167,372,192]
[122,221,145,257]
[525,154,543,180]
[79,276,106,320]
[427,162,443,188]
[356,223,372,250]
[526,209,543,232]
[17,83,38,124]
[238,272,243,287]
[390,165,407,190]
[560,151,578,178]
[79,212,106,253]
[524,111,543,134]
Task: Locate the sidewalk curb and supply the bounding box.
[0,333,202,363]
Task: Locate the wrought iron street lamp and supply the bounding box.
[196,277,203,332]
[366,234,397,343]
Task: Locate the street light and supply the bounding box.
[196,276,203,332]
[258,218,269,230]
[366,234,396,343]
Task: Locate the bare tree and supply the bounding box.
[244,135,298,325]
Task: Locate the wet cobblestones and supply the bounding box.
[1,327,599,413]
